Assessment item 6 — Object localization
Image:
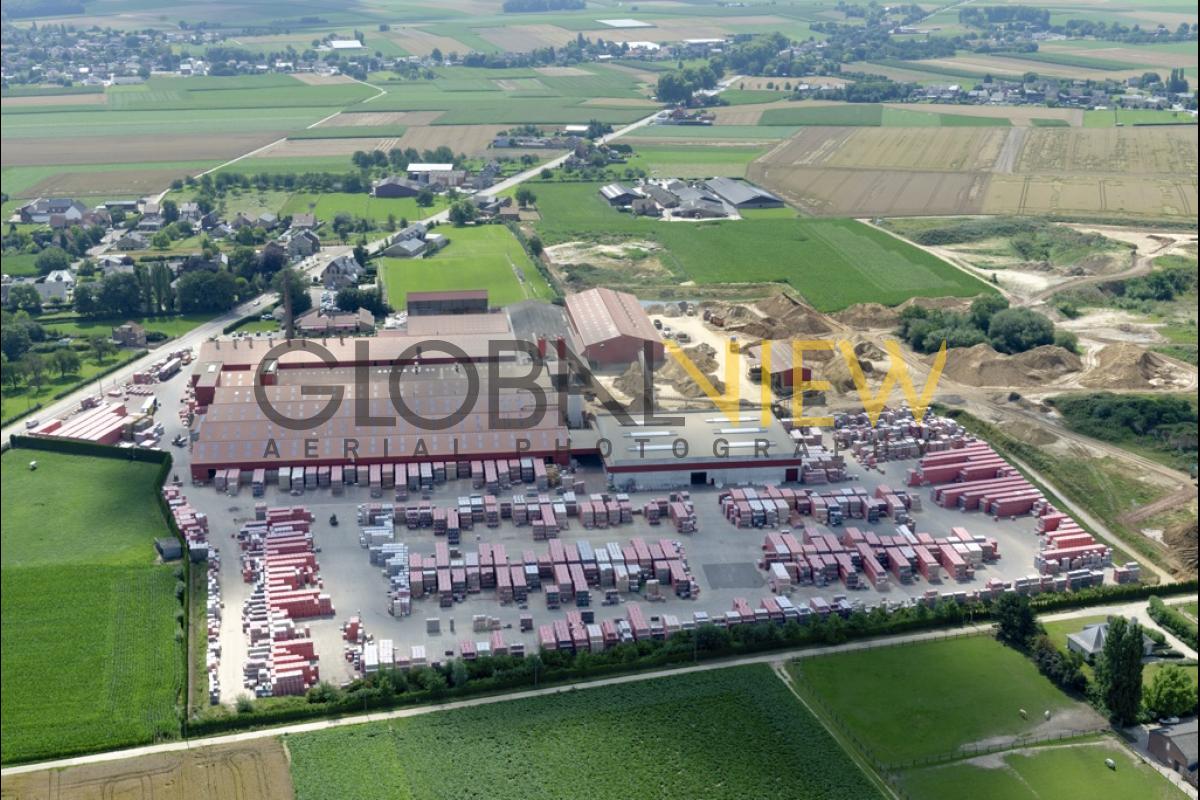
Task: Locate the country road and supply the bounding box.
[3,595,1188,778]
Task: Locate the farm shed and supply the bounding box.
[591,409,803,491]
[704,177,784,209]
[372,176,424,198]
[599,183,641,206]
[741,340,813,394]
[565,287,663,368]
[154,537,183,561]
[1149,719,1198,788]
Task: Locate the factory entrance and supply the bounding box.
[690,471,707,486]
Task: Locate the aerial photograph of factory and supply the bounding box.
[1,0,1197,798]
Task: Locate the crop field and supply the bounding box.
[380,224,553,308]
[0,450,181,764]
[532,182,991,310]
[899,738,1187,800]
[909,54,1150,82]
[0,739,296,800]
[286,665,883,800]
[789,635,1101,766]
[1083,109,1199,128]
[755,104,1012,128]
[1,160,220,200]
[750,123,1199,219]
[625,124,802,143]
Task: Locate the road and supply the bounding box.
[2,595,1185,778]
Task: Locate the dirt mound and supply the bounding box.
[1081,343,1187,390]
[833,296,972,331]
[724,293,834,341]
[1165,516,1198,573]
[818,350,878,392]
[940,343,1082,387]
[616,346,724,401]
[834,302,899,330]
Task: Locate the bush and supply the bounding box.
[1148,596,1199,651]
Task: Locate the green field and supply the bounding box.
[899,738,1186,800]
[37,312,215,339]
[0,107,336,138]
[790,636,1086,765]
[380,224,553,308]
[0,449,181,763]
[532,182,992,310]
[286,665,883,800]
[624,124,801,141]
[288,126,407,139]
[625,144,769,178]
[1084,109,1199,128]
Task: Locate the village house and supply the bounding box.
[112,321,147,347]
[1148,719,1197,788]
[18,197,88,225]
[319,254,364,289]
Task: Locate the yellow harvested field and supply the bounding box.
[317,110,444,127]
[1,92,107,107]
[478,24,577,51]
[0,739,294,800]
[291,73,357,85]
[1015,127,1198,175]
[750,122,1198,219]
[382,26,474,57]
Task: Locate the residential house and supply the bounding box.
[631,198,661,217]
[280,229,321,260]
[33,278,70,304]
[372,176,424,198]
[1148,719,1197,787]
[43,269,76,293]
[116,231,150,250]
[179,252,228,273]
[407,163,465,188]
[257,213,279,231]
[319,254,363,289]
[112,321,147,347]
[468,161,501,191]
[137,214,165,232]
[178,201,203,223]
[97,254,135,275]
[1066,620,1155,662]
[290,212,319,230]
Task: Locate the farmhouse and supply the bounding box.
[290,213,319,230]
[279,229,321,260]
[406,289,489,316]
[407,163,464,188]
[1066,620,1155,661]
[565,287,663,368]
[599,183,641,207]
[320,254,363,289]
[372,176,424,198]
[705,177,784,209]
[1149,719,1198,788]
[18,197,87,225]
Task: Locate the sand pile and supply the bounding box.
[724,293,834,341]
[818,349,879,392]
[834,303,899,330]
[614,361,648,407]
[1081,343,1188,390]
[940,343,1082,387]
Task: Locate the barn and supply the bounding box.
[704,177,784,209]
[565,287,664,368]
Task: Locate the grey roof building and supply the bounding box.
[1149,719,1197,788]
[704,177,784,209]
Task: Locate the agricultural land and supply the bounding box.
[0,450,182,764]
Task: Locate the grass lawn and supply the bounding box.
[532,182,993,310]
[38,313,214,339]
[0,349,142,422]
[899,738,1187,800]
[790,636,1084,765]
[1,252,39,277]
[0,449,181,764]
[280,192,449,232]
[286,665,883,800]
[757,104,1010,127]
[380,224,554,308]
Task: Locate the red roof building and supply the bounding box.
[565,288,663,367]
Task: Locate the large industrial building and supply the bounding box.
[184,293,810,489]
[565,287,664,368]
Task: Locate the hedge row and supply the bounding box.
[1148,596,1199,651]
[187,579,1197,739]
